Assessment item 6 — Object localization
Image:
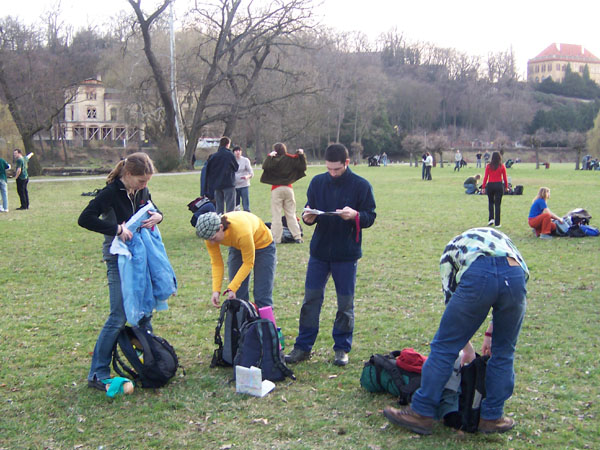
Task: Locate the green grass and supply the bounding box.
[0,163,599,449]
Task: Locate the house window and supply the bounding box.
[114,127,126,140]
[535,65,539,73]
[548,64,552,71]
[541,65,545,72]
[556,64,560,71]
[73,127,86,139]
[86,91,97,100]
[88,127,99,140]
[579,66,584,73]
[70,106,74,121]
[101,127,113,140]
[562,65,566,71]
[87,107,97,119]
[110,108,118,122]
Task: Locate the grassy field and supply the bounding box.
[0,162,598,449]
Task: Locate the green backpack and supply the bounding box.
[360,350,422,405]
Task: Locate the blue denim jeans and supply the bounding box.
[88,259,152,381]
[294,257,357,353]
[235,187,250,211]
[227,241,276,308]
[410,256,527,420]
[215,187,236,214]
[0,179,7,210]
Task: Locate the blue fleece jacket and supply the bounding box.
[305,167,376,262]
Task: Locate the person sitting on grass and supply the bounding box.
[528,187,563,240]
[463,174,481,194]
[384,227,529,435]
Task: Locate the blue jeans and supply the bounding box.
[0,179,7,210]
[215,187,236,214]
[464,183,477,194]
[411,256,527,420]
[88,259,152,381]
[236,186,250,211]
[294,257,357,353]
[227,242,276,308]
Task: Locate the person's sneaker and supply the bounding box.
[539,234,553,240]
[478,416,515,434]
[487,219,494,226]
[333,349,349,366]
[495,224,501,228]
[383,406,433,435]
[294,238,303,244]
[531,228,537,236]
[285,347,311,364]
[87,376,108,392]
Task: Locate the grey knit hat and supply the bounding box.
[195,212,221,240]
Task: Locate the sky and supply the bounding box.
[3,0,599,77]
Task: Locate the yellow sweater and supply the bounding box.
[206,211,273,293]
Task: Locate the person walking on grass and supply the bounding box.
[454,149,463,172]
[528,187,563,240]
[13,149,30,210]
[195,211,276,309]
[233,146,254,212]
[0,156,10,212]
[481,151,508,227]
[424,152,433,180]
[78,153,165,392]
[285,144,376,367]
[260,142,306,244]
[384,227,528,435]
[205,137,239,214]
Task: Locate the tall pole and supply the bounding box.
[170,0,185,156]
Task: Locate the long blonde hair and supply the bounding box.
[533,186,550,203]
[107,152,155,184]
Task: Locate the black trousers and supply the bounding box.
[486,182,504,225]
[16,178,29,209]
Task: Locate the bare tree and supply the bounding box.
[0,16,98,163]
[401,133,424,168]
[568,131,587,170]
[127,0,178,149]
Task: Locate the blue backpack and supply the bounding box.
[233,319,295,382]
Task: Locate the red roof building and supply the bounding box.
[527,43,600,83]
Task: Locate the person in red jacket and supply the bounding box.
[481,152,508,227]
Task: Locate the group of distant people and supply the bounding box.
[0,149,32,212]
[77,140,529,437]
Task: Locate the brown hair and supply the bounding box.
[221,215,231,231]
[106,152,155,184]
[220,136,231,148]
[273,142,287,156]
[490,151,502,170]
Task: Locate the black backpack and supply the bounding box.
[211,298,259,367]
[443,354,489,432]
[112,326,179,388]
[233,319,295,382]
[360,351,422,405]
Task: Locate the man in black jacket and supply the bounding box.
[205,137,239,213]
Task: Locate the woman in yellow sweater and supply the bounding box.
[195,211,276,308]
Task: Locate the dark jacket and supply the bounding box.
[305,167,376,262]
[260,153,307,186]
[78,178,161,260]
[206,147,239,190]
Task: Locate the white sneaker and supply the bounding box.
[487,220,494,226]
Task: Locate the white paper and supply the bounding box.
[235,366,275,397]
[303,207,342,216]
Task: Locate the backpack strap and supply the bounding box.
[373,353,409,396]
[210,300,231,368]
[262,320,296,381]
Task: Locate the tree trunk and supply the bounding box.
[576,148,582,170]
[535,147,540,169]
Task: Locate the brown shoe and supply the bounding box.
[478,416,515,434]
[383,406,433,435]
